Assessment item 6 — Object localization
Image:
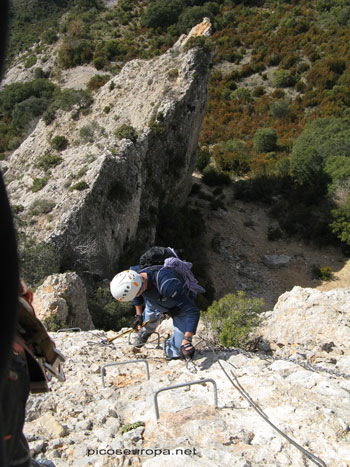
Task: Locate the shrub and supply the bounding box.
[70,181,89,191]
[50,135,68,151]
[331,200,350,245]
[274,69,297,88]
[80,124,95,142]
[167,68,179,80]
[202,166,231,186]
[29,199,56,215]
[88,287,134,331]
[269,99,290,119]
[58,39,94,68]
[120,421,145,434]
[18,235,60,288]
[252,86,265,97]
[291,118,350,192]
[231,87,251,101]
[141,0,183,29]
[253,128,277,153]
[213,139,250,176]
[12,96,48,128]
[25,55,37,69]
[311,265,333,281]
[114,124,137,143]
[42,28,59,45]
[197,147,211,172]
[87,74,110,91]
[31,177,49,192]
[37,151,63,170]
[7,137,22,151]
[93,56,106,70]
[43,315,68,332]
[204,291,263,347]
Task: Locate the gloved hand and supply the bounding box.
[180,342,195,360]
[133,315,143,330]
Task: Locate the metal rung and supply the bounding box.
[128,331,161,348]
[154,378,218,420]
[57,328,82,333]
[101,360,150,388]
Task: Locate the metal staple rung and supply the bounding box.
[56,328,82,333]
[153,378,218,420]
[100,360,150,388]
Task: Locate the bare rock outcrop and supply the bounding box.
[4,22,212,281]
[25,287,350,466]
[257,286,350,356]
[32,272,94,330]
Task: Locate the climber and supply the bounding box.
[2,280,64,467]
[110,267,200,360]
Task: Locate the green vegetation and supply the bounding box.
[37,151,63,170]
[31,177,49,193]
[18,234,60,288]
[88,287,134,331]
[204,292,263,347]
[114,124,137,143]
[29,199,56,216]
[70,181,89,191]
[311,265,334,281]
[50,135,68,151]
[43,315,68,332]
[120,421,145,434]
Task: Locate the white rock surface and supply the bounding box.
[25,289,350,466]
[3,23,212,280]
[32,272,94,330]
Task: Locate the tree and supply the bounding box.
[290,117,350,193]
[253,128,277,153]
[141,0,184,29]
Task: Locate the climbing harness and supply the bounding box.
[197,335,327,467]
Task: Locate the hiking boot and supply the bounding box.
[132,330,151,348]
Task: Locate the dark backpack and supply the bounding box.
[138,246,178,269]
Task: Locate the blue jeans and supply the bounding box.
[142,304,187,358]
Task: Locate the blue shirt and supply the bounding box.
[132,267,200,334]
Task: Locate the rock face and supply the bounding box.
[32,272,94,330]
[4,23,211,281]
[256,286,350,358]
[25,287,350,466]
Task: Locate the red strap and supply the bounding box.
[4,435,12,441]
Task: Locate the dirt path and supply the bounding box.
[190,177,349,311]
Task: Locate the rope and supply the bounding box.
[197,335,327,467]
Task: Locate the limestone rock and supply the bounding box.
[262,254,291,269]
[32,272,94,330]
[4,24,212,281]
[257,286,350,353]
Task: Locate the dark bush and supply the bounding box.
[197,147,211,172]
[141,0,183,29]
[88,287,134,331]
[114,124,137,143]
[202,166,231,186]
[50,135,68,151]
[18,235,60,288]
[253,128,277,153]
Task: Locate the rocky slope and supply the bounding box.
[3,21,211,281]
[25,286,350,467]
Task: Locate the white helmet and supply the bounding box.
[110,270,143,302]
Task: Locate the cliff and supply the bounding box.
[3,21,211,281]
